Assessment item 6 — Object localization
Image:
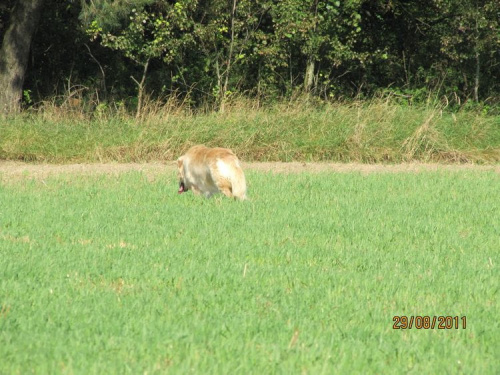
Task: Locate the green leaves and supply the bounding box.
[83,0,195,66]
[51,0,500,103]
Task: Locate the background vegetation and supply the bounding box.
[1,0,499,114]
[1,1,499,163]
[1,99,500,163]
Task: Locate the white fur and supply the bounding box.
[216,159,232,179]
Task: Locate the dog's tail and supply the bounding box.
[231,163,247,201]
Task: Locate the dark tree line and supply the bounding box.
[1,0,499,113]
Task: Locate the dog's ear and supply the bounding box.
[176,157,184,169]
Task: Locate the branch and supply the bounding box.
[84,43,107,94]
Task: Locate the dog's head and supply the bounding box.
[177,157,188,194]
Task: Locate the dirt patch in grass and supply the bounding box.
[0,161,171,181]
[1,161,499,182]
[244,161,500,174]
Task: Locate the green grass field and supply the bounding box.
[1,169,499,374]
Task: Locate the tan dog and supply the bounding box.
[177,145,247,200]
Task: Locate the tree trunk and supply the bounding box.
[472,13,480,102]
[473,51,480,102]
[0,0,44,114]
[131,59,150,119]
[219,0,237,113]
[304,58,315,93]
[303,0,319,93]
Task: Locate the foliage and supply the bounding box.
[1,0,500,110]
[84,1,194,66]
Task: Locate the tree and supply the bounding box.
[270,0,365,94]
[2,0,498,112]
[192,0,269,110]
[0,0,44,113]
[83,0,195,117]
[353,0,500,102]
[437,0,500,101]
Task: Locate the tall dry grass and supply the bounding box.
[1,95,499,163]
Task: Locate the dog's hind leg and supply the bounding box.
[220,188,233,198]
[216,179,234,198]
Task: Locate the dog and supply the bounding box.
[177,145,247,200]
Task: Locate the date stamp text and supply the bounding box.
[393,316,466,329]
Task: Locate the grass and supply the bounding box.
[1,99,499,163]
[1,170,499,373]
